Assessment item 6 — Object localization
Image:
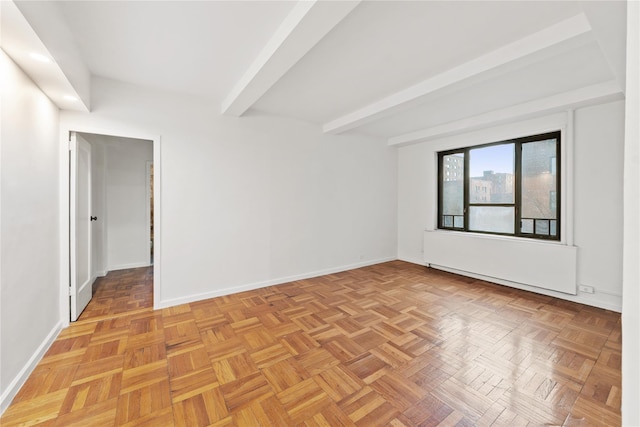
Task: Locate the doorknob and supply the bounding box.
[90,216,97,221]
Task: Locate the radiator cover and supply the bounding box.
[423,230,577,295]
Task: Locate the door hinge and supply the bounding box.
[69,287,73,296]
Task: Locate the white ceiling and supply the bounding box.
[55,1,297,103]
[4,0,627,144]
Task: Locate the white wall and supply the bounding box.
[622,1,640,424]
[573,101,624,306]
[86,134,152,275]
[397,140,431,266]
[397,101,625,311]
[0,50,61,412]
[105,137,152,270]
[61,77,397,307]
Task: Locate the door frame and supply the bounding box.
[59,125,162,327]
[146,160,153,266]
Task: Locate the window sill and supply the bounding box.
[428,228,567,246]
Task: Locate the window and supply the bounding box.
[438,131,560,240]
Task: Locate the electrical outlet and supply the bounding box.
[578,285,595,294]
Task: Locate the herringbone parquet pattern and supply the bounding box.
[1,262,621,426]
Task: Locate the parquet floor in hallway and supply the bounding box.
[1,261,621,426]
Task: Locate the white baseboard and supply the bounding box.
[397,255,425,266]
[0,321,63,415]
[156,256,396,309]
[400,258,622,313]
[108,262,151,272]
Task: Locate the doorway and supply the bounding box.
[63,128,161,324]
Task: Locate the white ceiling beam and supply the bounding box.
[388,80,623,147]
[579,1,628,95]
[323,13,593,135]
[221,0,360,117]
[10,0,91,111]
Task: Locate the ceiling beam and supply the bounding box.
[323,13,593,135]
[580,1,628,95]
[10,0,91,111]
[387,80,623,147]
[221,0,360,117]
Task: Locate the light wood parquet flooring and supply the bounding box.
[1,261,621,426]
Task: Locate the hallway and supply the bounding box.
[80,267,154,322]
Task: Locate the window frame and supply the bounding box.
[437,131,561,241]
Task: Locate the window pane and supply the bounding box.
[521,218,534,234]
[469,206,515,234]
[442,153,464,227]
[535,219,550,235]
[469,144,514,203]
[522,139,558,220]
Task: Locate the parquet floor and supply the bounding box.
[1,261,621,426]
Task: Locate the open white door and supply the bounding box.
[70,132,93,321]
